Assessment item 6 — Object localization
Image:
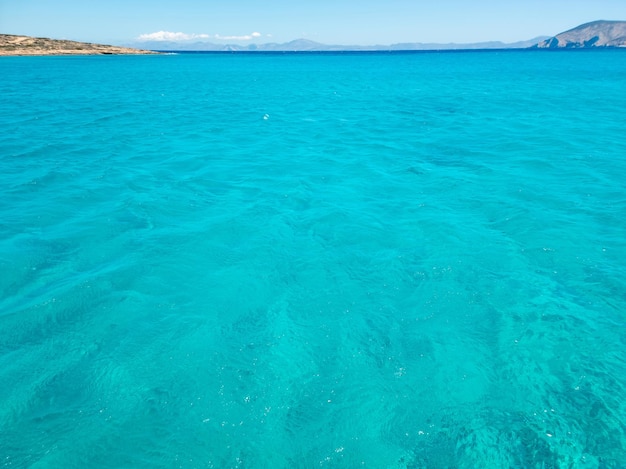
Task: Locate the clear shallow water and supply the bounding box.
[1,50,625,468]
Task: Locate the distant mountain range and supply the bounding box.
[130,37,546,52]
[534,20,626,48]
[130,20,626,52]
[2,21,625,56]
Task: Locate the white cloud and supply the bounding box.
[137,31,210,42]
[138,31,263,42]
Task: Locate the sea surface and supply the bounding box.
[1,50,625,468]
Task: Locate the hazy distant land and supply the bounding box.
[130,20,625,52]
[131,37,547,52]
[2,20,625,56]
[130,37,546,53]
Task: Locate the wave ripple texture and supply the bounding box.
[1,51,626,468]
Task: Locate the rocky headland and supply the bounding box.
[535,20,626,48]
[0,34,159,56]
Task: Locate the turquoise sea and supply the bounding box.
[1,50,625,468]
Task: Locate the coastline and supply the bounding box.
[0,34,159,56]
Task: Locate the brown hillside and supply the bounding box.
[0,34,159,56]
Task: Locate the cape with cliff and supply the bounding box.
[533,20,626,48]
[1,20,625,56]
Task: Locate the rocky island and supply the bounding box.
[535,20,626,48]
[0,34,159,56]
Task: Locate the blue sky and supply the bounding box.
[1,0,625,45]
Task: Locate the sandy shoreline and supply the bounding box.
[0,34,159,56]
